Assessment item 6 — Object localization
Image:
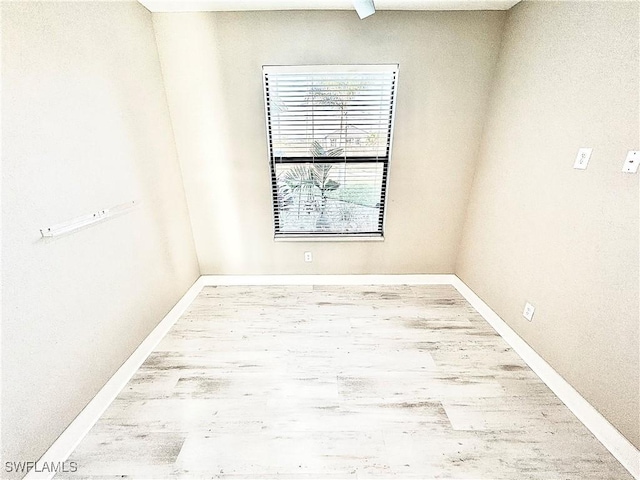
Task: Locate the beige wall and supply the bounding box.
[1,0,199,470]
[456,1,639,448]
[153,10,506,274]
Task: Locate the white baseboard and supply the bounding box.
[25,277,206,480]
[450,276,640,480]
[27,274,639,480]
[198,273,456,286]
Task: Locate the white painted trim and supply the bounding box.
[274,236,385,242]
[198,274,456,286]
[138,0,521,13]
[451,276,640,480]
[28,273,638,480]
[25,277,206,480]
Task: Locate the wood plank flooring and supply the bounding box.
[59,285,632,479]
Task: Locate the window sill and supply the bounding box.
[274,235,385,243]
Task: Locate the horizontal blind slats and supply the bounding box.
[264,65,397,237]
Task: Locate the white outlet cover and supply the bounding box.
[304,251,312,262]
[522,302,535,321]
[573,148,592,170]
[622,150,639,173]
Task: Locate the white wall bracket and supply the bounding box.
[40,200,139,238]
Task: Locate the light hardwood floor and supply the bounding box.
[60,285,632,479]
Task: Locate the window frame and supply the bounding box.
[263,64,399,240]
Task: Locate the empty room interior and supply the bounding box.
[2,0,639,478]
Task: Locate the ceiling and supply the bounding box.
[138,0,521,13]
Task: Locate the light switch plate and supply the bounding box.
[573,148,592,170]
[622,150,639,173]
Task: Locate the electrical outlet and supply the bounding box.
[573,148,592,170]
[522,302,535,321]
[304,251,312,262]
[622,150,639,174]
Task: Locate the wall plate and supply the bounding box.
[622,150,639,173]
[573,148,592,170]
[523,302,535,321]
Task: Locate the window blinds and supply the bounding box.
[263,65,398,238]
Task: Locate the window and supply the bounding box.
[263,65,398,239]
